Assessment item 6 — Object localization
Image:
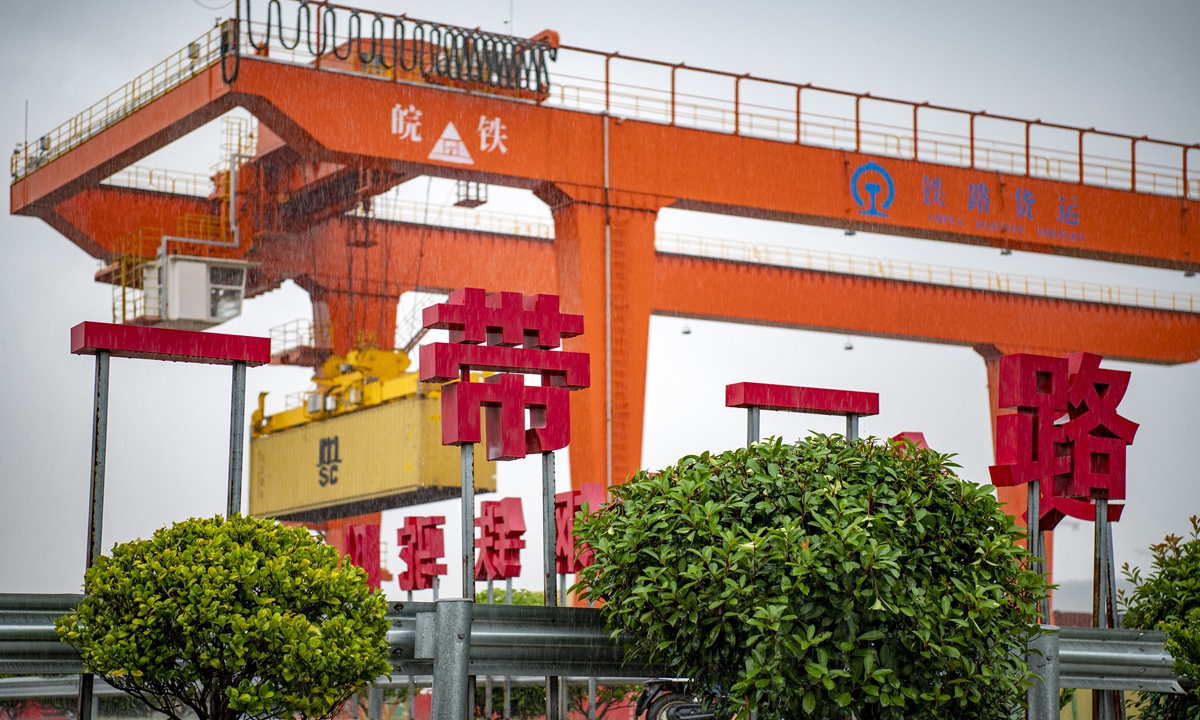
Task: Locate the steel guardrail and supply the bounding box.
[0,594,661,679]
[1057,626,1182,693]
[0,594,1183,695]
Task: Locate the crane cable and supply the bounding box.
[224,0,555,93]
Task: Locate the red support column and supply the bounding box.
[321,290,400,355]
[538,183,671,489]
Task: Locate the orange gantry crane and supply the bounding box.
[11,3,1200,535]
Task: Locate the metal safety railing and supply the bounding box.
[10,26,225,180]
[0,674,644,699]
[85,171,1196,322]
[0,595,659,679]
[101,166,215,197]
[15,1,1200,200]
[0,594,1184,711]
[544,54,1200,200]
[659,233,1200,313]
[269,317,321,356]
[359,194,556,239]
[1026,625,1185,719]
[365,199,1200,315]
[1056,626,1181,693]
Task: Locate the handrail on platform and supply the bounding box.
[11,0,1200,203]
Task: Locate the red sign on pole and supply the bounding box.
[397,516,448,591]
[475,497,526,581]
[555,483,607,574]
[345,524,382,589]
[725,382,879,417]
[419,288,591,461]
[988,352,1139,529]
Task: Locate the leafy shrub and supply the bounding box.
[57,514,392,720]
[575,436,1048,720]
[1122,515,1200,720]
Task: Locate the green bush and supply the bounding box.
[57,514,392,720]
[575,436,1048,720]
[1121,515,1200,720]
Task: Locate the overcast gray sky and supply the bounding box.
[1,0,1197,610]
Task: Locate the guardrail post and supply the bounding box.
[368,684,382,720]
[431,598,473,720]
[1026,626,1059,720]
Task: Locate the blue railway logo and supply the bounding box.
[850,161,895,218]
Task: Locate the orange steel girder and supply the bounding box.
[12,54,1200,502]
[13,58,1200,270]
[52,181,1200,499]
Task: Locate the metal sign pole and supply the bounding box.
[462,444,475,599]
[504,578,512,720]
[1094,497,1114,720]
[227,361,247,516]
[845,413,859,442]
[1028,479,1047,623]
[461,444,476,720]
[485,581,493,720]
[77,349,110,720]
[543,451,560,720]
[1106,512,1126,718]
[746,405,760,446]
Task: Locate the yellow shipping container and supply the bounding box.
[249,394,496,521]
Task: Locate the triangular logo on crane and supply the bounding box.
[427,122,474,165]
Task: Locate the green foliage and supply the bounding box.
[474,589,545,606]
[1121,515,1200,720]
[1059,686,1074,710]
[56,514,392,720]
[575,436,1048,720]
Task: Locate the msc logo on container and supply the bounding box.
[317,436,341,486]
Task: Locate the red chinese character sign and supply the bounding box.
[397,516,447,592]
[987,351,1137,644]
[345,524,382,589]
[989,352,1138,522]
[420,288,590,461]
[419,287,592,607]
[475,498,526,581]
[555,483,607,574]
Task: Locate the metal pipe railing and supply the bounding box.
[13,1,1200,202]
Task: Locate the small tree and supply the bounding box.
[56,514,392,720]
[575,436,1048,720]
[1121,515,1200,720]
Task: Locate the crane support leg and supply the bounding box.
[541,183,672,488]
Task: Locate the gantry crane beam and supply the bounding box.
[59,192,1198,362]
[47,185,214,258]
[13,57,1200,270]
[12,41,1200,503]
